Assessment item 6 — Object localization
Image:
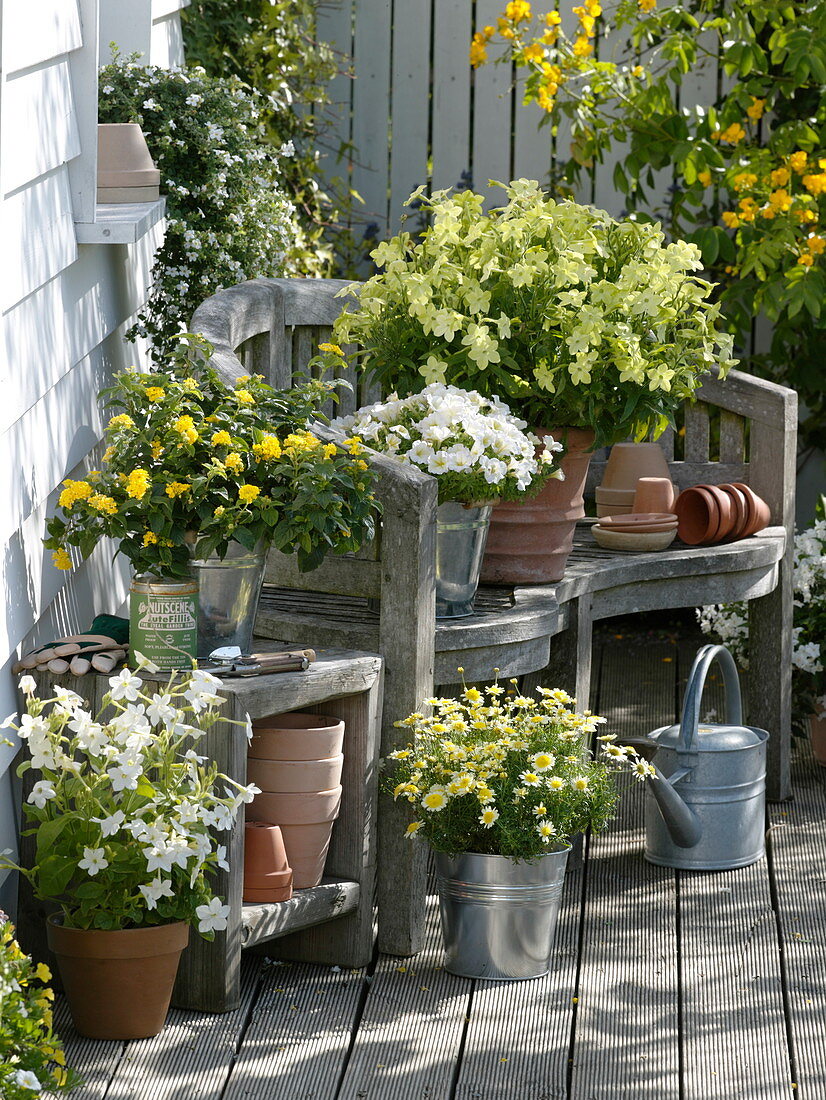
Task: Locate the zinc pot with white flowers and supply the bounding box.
[332,383,562,617]
[44,333,376,668]
[325,180,736,581]
[1,664,259,1040]
[387,679,654,979]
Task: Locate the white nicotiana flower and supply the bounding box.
[14,1069,42,1090]
[139,876,175,910]
[18,674,37,695]
[196,897,230,934]
[108,669,143,702]
[78,847,108,876]
[27,780,56,809]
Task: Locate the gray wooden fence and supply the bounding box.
[314,0,727,242]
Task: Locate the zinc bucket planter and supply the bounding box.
[249,714,346,888]
[46,917,189,1039]
[481,427,595,584]
[434,847,570,980]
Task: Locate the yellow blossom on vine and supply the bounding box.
[767,188,793,214]
[738,197,759,222]
[211,430,232,446]
[214,505,225,517]
[795,208,818,224]
[807,235,826,254]
[746,97,765,121]
[224,452,244,474]
[144,386,165,402]
[505,0,531,21]
[770,166,790,187]
[58,479,92,510]
[165,481,190,498]
[235,389,254,405]
[108,413,134,431]
[318,342,344,356]
[238,484,261,504]
[789,151,808,173]
[632,64,644,78]
[546,10,562,24]
[522,42,546,62]
[572,35,593,57]
[88,493,118,515]
[151,439,163,459]
[52,548,72,570]
[638,0,656,12]
[181,377,199,392]
[732,171,757,191]
[803,172,826,196]
[798,252,814,266]
[498,17,516,38]
[143,531,159,546]
[697,170,712,187]
[722,211,741,229]
[125,468,151,500]
[717,123,746,145]
[470,32,488,67]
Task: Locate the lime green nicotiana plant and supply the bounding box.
[326,181,736,448]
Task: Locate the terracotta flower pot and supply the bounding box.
[731,483,771,536]
[718,484,750,541]
[46,917,188,1040]
[247,754,344,793]
[600,442,671,491]
[674,486,721,545]
[481,427,596,584]
[250,713,345,761]
[97,123,161,203]
[633,477,676,514]
[243,822,293,903]
[809,714,826,767]
[249,788,343,888]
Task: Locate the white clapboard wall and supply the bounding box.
[0,0,188,913]
[315,2,761,326]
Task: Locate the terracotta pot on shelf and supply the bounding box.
[481,427,596,584]
[97,123,161,203]
[718,484,750,540]
[243,822,293,903]
[731,483,771,536]
[46,917,188,1039]
[809,714,826,767]
[674,486,721,545]
[249,713,345,889]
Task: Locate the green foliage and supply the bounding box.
[99,53,294,355]
[43,334,377,581]
[386,680,652,859]
[479,0,826,451]
[330,182,734,448]
[0,919,78,1096]
[181,0,355,277]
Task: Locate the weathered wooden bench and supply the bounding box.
[191,277,796,960]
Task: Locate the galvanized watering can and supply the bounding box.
[643,644,768,870]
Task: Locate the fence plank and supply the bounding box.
[512,0,556,188]
[389,0,432,228]
[432,0,473,192]
[472,0,513,206]
[315,0,354,194]
[351,0,392,242]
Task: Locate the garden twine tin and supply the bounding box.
[129,577,199,671]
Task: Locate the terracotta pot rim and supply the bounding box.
[674,485,720,545]
[47,915,189,959]
[252,713,344,732]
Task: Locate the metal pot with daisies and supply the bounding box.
[1,663,259,1039]
[386,679,653,979]
[332,383,562,618]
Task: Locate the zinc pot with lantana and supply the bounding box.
[324,179,735,581]
[43,333,376,669]
[386,677,655,979]
[331,382,563,617]
[0,662,260,1039]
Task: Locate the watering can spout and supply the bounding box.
[647,766,703,849]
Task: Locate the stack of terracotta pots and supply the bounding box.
[247,713,345,889]
[595,443,673,517]
[674,483,770,546]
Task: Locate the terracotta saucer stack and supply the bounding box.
[674,483,770,546]
[591,512,679,551]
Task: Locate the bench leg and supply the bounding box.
[748,572,793,802]
[524,595,593,709]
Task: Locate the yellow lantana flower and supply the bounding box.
[505,0,531,22]
[746,97,765,121]
[235,388,254,405]
[58,479,92,510]
[224,452,244,474]
[211,430,232,447]
[125,468,150,500]
[165,481,190,498]
[238,484,261,504]
[470,33,488,67]
[143,531,159,546]
[108,413,134,431]
[88,493,118,515]
[789,151,808,173]
[638,0,656,12]
[52,548,73,570]
[252,434,282,460]
[144,386,165,402]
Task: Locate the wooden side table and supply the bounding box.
[16,644,383,1013]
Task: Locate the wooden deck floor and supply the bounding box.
[54,622,826,1099]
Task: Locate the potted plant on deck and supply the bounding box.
[331,382,564,617]
[325,179,736,581]
[43,333,376,668]
[386,677,653,979]
[0,663,258,1039]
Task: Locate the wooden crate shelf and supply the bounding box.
[241,876,360,950]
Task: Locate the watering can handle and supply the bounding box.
[678,644,743,754]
